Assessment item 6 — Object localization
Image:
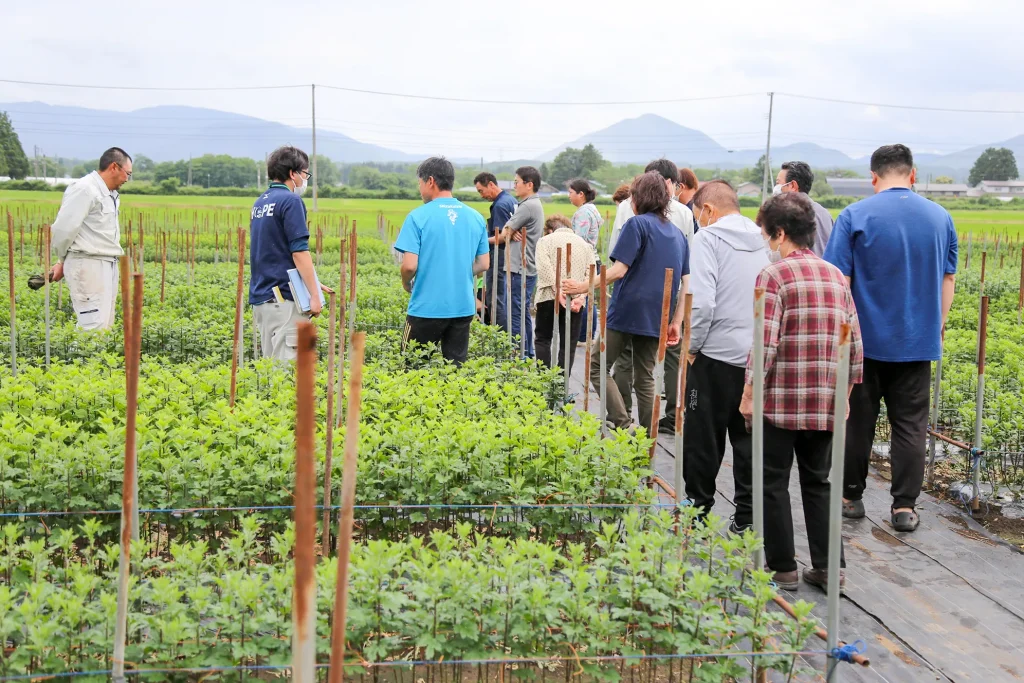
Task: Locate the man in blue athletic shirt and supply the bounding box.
[395,156,490,365]
[825,144,958,532]
[474,172,517,326]
[249,146,328,361]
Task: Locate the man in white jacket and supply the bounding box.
[49,148,132,330]
[684,180,769,531]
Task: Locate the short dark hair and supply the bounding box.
[644,158,679,184]
[630,171,671,218]
[98,147,132,172]
[516,165,541,193]
[757,193,817,250]
[781,161,814,194]
[418,156,455,191]
[612,184,631,204]
[870,144,914,178]
[678,168,699,191]
[692,179,739,212]
[474,171,497,187]
[267,146,309,183]
[568,178,597,202]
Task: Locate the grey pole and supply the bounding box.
[826,323,852,682]
[599,266,608,438]
[490,240,498,328]
[761,92,775,202]
[311,84,318,212]
[751,288,766,570]
[927,357,943,488]
[520,235,527,359]
[674,293,693,512]
[553,247,562,374]
[44,226,51,368]
[505,233,513,350]
[972,296,989,511]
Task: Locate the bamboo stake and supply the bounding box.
[43,225,51,368]
[1018,245,1024,324]
[7,212,16,375]
[347,224,357,347]
[322,291,338,548]
[336,238,348,429]
[505,232,513,348]
[230,227,245,409]
[599,266,608,438]
[751,287,767,571]
[111,273,142,683]
[328,332,367,683]
[160,232,167,304]
[293,321,318,683]
[584,264,595,413]
[553,247,562,373]
[520,233,527,359]
[674,292,694,511]
[563,243,572,394]
[972,297,989,512]
[825,323,851,682]
[648,269,673,475]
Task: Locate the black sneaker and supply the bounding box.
[658,417,675,435]
[728,516,751,534]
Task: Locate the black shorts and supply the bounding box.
[402,315,473,366]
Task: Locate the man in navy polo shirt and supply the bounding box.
[474,172,517,326]
[825,144,958,532]
[396,156,490,366]
[249,145,326,361]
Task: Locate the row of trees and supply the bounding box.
[0,112,30,179]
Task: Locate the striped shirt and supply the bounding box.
[744,250,864,431]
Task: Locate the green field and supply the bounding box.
[4,190,1024,240]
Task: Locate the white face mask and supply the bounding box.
[772,184,784,196]
[765,237,782,263]
[294,178,307,195]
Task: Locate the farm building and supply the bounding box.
[973,179,1024,199]
[916,183,969,198]
[826,177,874,197]
[735,181,761,196]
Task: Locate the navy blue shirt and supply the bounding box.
[824,188,958,362]
[249,184,309,304]
[608,213,690,338]
[488,190,518,247]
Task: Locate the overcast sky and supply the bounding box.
[3,0,1024,161]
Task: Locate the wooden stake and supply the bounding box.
[43,225,51,368]
[7,212,16,375]
[648,269,673,473]
[328,332,367,683]
[160,232,167,304]
[322,291,338,548]
[673,292,694,511]
[293,321,318,683]
[584,264,595,413]
[230,227,245,409]
[336,238,348,429]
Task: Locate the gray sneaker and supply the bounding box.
[802,568,846,595]
[842,499,865,519]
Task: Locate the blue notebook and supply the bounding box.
[286,268,327,313]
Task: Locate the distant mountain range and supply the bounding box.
[4,103,1022,179]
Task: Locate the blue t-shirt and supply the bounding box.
[249,184,309,304]
[488,190,518,245]
[607,213,690,338]
[395,196,489,319]
[824,188,958,362]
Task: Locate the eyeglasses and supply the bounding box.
[299,170,313,181]
[117,163,132,180]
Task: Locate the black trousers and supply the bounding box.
[535,300,583,375]
[403,315,473,366]
[683,353,753,522]
[844,359,931,510]
[763,422,845,573]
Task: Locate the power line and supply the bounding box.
[0,78,303,92]
[777,92,1024,115]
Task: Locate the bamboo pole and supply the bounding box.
[563,243,572,395]
[674,293,694,511]
[490,235,499,327]
[927,355,943,489]
[553,247,562,373]
[293,321,318,683]
[584,264,595,413]
[7,212,15,375]
[520,233,527,359]
[160,232,167,303]
[648,269,673,475]
[505,232,513,348]
[347,224,357,347]
[43,225,51,368]
[751,287,767,571]
[599,266,608,438]
[230,227,245,409]
[1018,245,1024,324]
[322,291,338,548]
[328,332,367,683]
[336,238,348,429]
[825,323,852,682]
[111,273,142,683]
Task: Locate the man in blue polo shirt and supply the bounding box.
[474,172,518,326]
[396,156,490,365]
[825,143,958,533]
[249,145,327,361]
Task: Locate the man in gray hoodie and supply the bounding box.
[684,180,770,530]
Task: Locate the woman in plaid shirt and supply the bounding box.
[739,193,864,594]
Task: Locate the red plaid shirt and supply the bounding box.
[744,250,864,432]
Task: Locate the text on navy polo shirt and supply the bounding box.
[249,184,310,304]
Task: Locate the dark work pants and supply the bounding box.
[403,315,473,366]
[660,343,682,429]
[763,422,845,573]
[591,329,659,430]
[535,300,583,376]
[844,359,931,510]
[683,353,753,522]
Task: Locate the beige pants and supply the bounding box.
[64,253,118,331]
[252,302,305,361]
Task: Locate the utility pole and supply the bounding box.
[311,83,318,212]
[761,92,775,202]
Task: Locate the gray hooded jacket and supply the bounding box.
[689,213,770,367]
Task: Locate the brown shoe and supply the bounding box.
[802,568,846,595]
[771,570,799,591]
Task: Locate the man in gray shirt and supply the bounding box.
[775,161,833,257]
[49,148,132,330]
[498,165,544,357]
